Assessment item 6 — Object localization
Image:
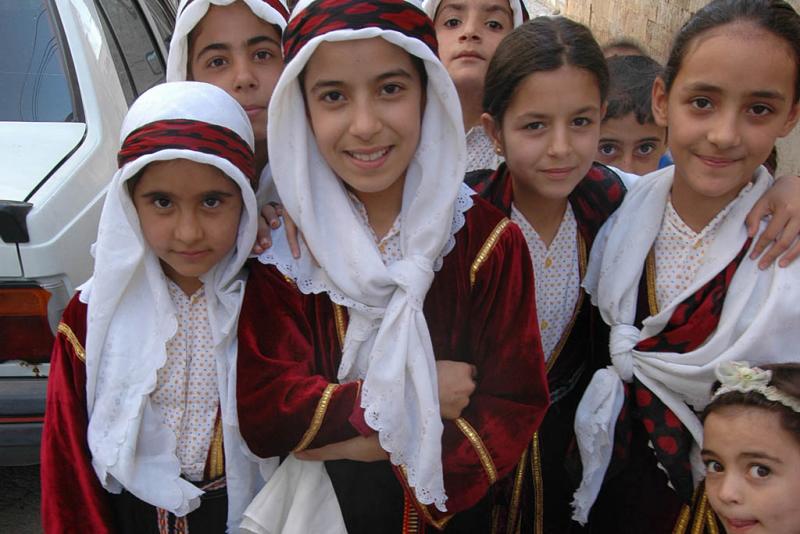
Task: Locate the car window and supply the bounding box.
[0,1,78,122]
[96,0,168,105]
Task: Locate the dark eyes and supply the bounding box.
[598,143,617,157]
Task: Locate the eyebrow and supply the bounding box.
[195,35,280,58]
[309,68,415,93]
[684,82,786,101]
[701,449,784,464]
[138,190,235,198]
[438,2,513,17]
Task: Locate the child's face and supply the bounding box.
[597,113,667,175]
[433,0,513,94]
[189,2,283,144]
[302,37,424,199]
[132,159,243,295]
[652,23,799,207]
[702,406,800,534]
[483,66,604,203]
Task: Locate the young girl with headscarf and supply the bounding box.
[41,82,270,533]
[235,1,549,532]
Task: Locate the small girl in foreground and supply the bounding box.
[701,361,800,534]
[40,82,267,533]
[574,0,800,532]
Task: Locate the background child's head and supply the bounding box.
[602,37,648,58]
[116,82,258,294]
[168,0,289,153]
[424,0,523,94]
[481,16,608,201]
[702,361,800,534]
[652,0,800,208]
[598,55,667,175]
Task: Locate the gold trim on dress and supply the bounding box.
[505,445,529,534]
[57,322,85,362]
[332,303,347,348]
[646,249,659,316]
[455,417,498,484]
[672,505,691,534]
[208,414,225,480]
[470,218,511,288]
[293,383,339,452]
[691,490,710,534]
[530,433,545,534]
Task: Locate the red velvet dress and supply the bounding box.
[237,197,550,533]
[41,296,228,534]
[466,163,626,534]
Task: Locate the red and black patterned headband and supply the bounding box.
[283,0,437,64]
[180,0,290,21]
[118,119,257,187]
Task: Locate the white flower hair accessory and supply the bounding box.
[713,361,800,413]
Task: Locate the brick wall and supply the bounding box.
[527,0,800,174]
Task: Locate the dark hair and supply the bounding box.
[604,55,663,124]
[704,363,800,445]
[483,16,609,123]
[663,0,800,103]
[602,38,648,57]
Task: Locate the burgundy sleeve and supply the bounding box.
[420,220,550,524]
[41,296,115,534]
[237,264,370,458]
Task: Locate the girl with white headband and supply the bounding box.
[700,361,800,534]
[422,0,528,171]
[41,82,270,533]
[235,1,549,532]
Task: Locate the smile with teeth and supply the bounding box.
[347,147,391,162]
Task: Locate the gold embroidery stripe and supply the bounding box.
[672,505,691,534]
[706,508,720,534]
[293,383,339,452]
[455,417,497,484]
[208,416,225,479]
[505,445,528,534]
[399,465,453,530]
[332,303,347,348]
[691,491,709,534]
[57,322,85,362]
[470,218,511,288]
[530,433,545,534]
[646,249,659,316]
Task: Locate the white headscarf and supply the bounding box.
[81,81,274,527]
[260,0,471,512]
[167,0,289,83]
[422,0,527,28]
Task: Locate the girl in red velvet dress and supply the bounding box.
[235,1,549,533]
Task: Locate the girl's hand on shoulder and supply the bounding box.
[294,435,388,462]
[747,174,800,269]
[251,202,302,258]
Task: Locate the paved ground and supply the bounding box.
[0,466,42,534]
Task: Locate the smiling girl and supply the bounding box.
[573,1,800,532]
[235,1,549,532]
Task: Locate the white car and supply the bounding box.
[0,0,175,465]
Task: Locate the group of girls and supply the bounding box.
[40,0,800,533]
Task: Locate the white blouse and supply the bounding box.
[511,204,581,361]
[150,280,219,481]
